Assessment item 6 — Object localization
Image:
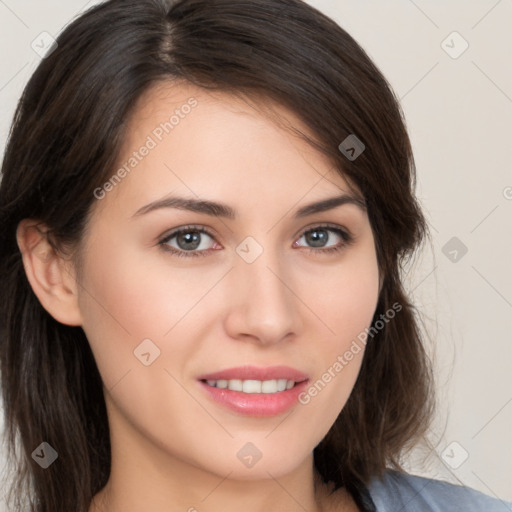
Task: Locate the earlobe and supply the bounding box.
[16,219,83,326]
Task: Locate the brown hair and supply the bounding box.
[0,0,434,510]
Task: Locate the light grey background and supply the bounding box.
[0,0,511,509]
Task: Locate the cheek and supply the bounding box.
[84,247,223,334]
[75,239,166,386]
[295,242,379,426]
[76,237,226,387]
[306,240,380,349]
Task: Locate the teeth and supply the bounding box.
[243,379,261,393]
[205,378,297,394]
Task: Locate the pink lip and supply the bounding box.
[197,365,308,382]
[197,365,309,418]
[198,380,309,417]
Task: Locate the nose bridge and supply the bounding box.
[225,239,300,343]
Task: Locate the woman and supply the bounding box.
[0,1,509,511]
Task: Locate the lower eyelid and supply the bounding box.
[159,225,353,256]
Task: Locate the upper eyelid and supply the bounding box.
[159,222,352,246]
[295,223,352,240]
[159,224,215,242]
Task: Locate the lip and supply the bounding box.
[198,380,309,417]
[197,365,309,418]
[197,365,309,382]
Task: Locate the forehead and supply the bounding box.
[92,80,359,219]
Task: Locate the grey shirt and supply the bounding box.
[357,470,512,511]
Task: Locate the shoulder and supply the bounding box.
[365,469,512,511]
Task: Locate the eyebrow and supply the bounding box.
[132,193,366,219]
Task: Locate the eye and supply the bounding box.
[159,225,218,258]
[294,224,354,255]
[158,223,354,258]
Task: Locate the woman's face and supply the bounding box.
[74,81,380,480]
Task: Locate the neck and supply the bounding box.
[91,449,326,512]
[89,398,358,512]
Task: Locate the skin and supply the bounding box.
[17,81,381,512]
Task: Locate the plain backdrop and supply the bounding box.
[0,0,511,509]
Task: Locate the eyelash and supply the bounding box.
[158,223,354,258]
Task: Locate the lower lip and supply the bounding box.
[198,380,309,417]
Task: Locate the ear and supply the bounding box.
[16,219,83,326]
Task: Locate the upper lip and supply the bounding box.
[197,365,309,382]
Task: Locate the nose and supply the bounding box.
[223,248,303,346]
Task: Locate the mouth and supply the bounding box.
[196,365,309,417]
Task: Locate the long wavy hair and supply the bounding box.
[0,0,434,510]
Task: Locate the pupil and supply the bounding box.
[307,229,327,248]
[178,231,201,250]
